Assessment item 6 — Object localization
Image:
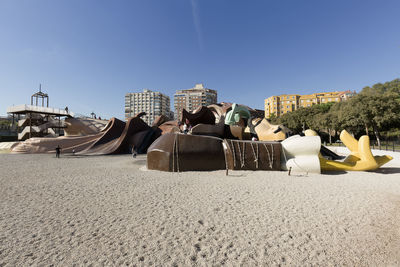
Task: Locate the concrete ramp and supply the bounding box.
[11,116,156,155]
[77,117,151,155]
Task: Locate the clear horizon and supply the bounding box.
[1,0,400,119]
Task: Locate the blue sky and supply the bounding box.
[1,0,399,119]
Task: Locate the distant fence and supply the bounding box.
[0,125,18,142]
[0,125,12,130]
[331,135,400,152]
[370,136,400,152]
[0,135,18,142]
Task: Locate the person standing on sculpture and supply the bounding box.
[183,122,188,134]
[183,118,191,134]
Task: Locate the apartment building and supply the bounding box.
[265,90,355,118]
[125,89,171,125]
[173,83,217,120]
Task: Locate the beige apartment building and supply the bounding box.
[125,89,171,125]
[173,83,217,120]
[265,90,356,118]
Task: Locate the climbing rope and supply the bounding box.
[250,142,259,169]
[271,143,274,169]
[237,141,242,168]
[237,142,246,168]
[262,143,274,169]
[281,144,288,164]
[172,133,180,173]
[291,158,309,175]
[230,139,236,167]
[172,134,176,172]
[176,134,180,172]
[280,143,308,174]
[242,142,246,168]
[222,141,229,176]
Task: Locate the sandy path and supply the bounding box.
[0,152,399,266]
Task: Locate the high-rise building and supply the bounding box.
[265,90,356,118]
[125,89,171,125]
[173,83,217,120]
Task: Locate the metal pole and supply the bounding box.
[29,112,32,139]
[385,136,388,151]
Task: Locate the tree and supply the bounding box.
[271,78,400,142]
[344,90,400,148]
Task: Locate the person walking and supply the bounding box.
[55,145,61,158]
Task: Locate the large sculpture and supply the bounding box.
[147,133,226,172]
[10,114,159,155]
[319,130,393,171]
[174,103,289,141]
[9,101,393,174]
[147,130,393,173]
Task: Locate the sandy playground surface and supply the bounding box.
[0,148,400,266]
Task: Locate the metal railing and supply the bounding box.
[329,137,400,152]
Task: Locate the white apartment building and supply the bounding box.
[173,83,217,120]
[125,89,171,125]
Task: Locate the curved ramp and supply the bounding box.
[64,117,109,136]
[11,116,152,155]
[78,117,150,155]
[182,106,216,126]
[11,133,102,154]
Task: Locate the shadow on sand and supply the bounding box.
[322,168,400,175]
[226,173,246,177]
[321,171,348,175]
[61,155,87,159]
[371,167,400,174]
[132,159,147,166]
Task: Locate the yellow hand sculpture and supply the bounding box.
[320,130,392,171]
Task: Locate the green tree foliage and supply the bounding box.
[347,86,400,147]
[271,78,400,145]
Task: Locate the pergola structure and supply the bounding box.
[31,84,49,107]
[6,86,73,140]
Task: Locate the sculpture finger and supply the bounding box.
[340,130,359,153]
[374,155,393,168]
[358,135,375,162]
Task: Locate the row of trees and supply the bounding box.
[269,78,400,147]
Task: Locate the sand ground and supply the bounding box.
[0,150,399,266]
